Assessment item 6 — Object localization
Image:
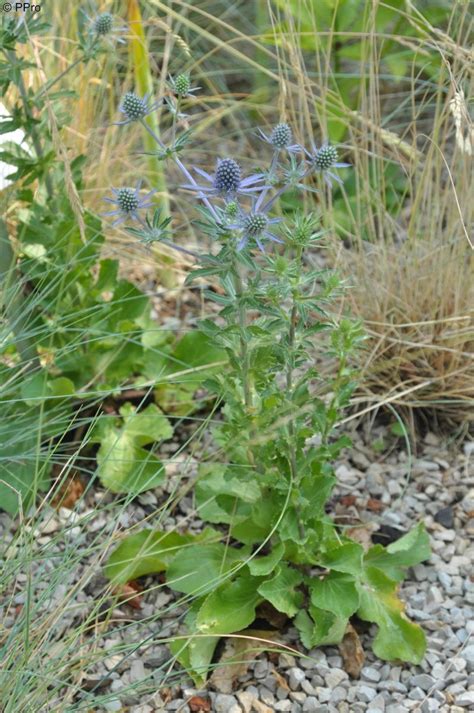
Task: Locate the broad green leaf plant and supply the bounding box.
[103,42,431,682]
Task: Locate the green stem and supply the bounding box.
[286,247,305,538]
[234,263,252,412]
[35,55,84,100]
[6,51,53,199]
[0,219,39,368]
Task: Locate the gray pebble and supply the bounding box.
[462,643,474,672]
[455,691,474,707]
[324,668,347,688]
[409,673,435,691]
[356,685,377,703]
[288,667,306,690]
[330,686,346,704]
[214,694,241,713]
[361,666,382,683]
[421,701,440,713]
[377,681,407,693]
[368,694,386,711]
[302,698,319,712]
[275,701,293,712]
[408,686,425,700]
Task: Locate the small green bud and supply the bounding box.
[174,74,191,97]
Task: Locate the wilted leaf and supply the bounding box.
[189,695,211,712]
[112,581,143,610]
[210,630,277,693]
[339,623,365,677]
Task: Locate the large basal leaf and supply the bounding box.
[166,543,244,596]
[196,575,263,635]
[318,541,364,576]
[257,564,303,617]
[93,402,172,494]
[105,529,194,584]
[310,571,360,619]
[357,565,426,664]
[364,523,431,582]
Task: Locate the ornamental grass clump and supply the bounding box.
[103,79,431,683]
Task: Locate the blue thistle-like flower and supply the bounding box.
[292,141,350,187]
[83,8,127,45]
[103,181,156,226]
[258,123,298,151]
[228,191,284,252]
[215,158,241,193]
[182,157,267,200]
[115,92,161,126]
[94,12,113,35]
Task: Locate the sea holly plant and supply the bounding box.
[103,79,431,682]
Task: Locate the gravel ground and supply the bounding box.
[1,426,473,713]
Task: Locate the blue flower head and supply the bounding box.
[258,123,299,151]
[94,12,113,35]
[182,157,267,201]
[296,141,350,188]
[83,8,127,45]
[228,191,284,252]
[103,181,155,226]
[115,92,161,126]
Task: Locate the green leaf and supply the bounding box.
[167,543,244,595]
[196,574,263,634]
[364,523,430,582]
[105,530,194,584]
[93,403,172,494]
[257,564,303,617]
[96,259,119,292]
[357,566,426,663]
[310,571,360,619]
[168,330,226,384]
[248,543,284,576]
[319,542,364,575]
[169,602,218,686]
[119,402,173,445]
[295,606,348,648]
